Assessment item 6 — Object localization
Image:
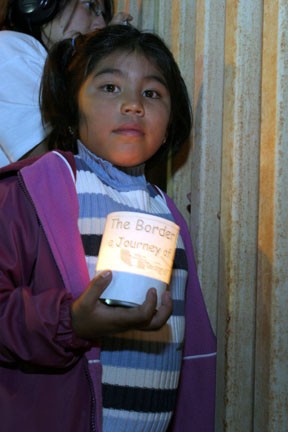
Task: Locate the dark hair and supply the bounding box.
[1,1,114,43]
[41,24,192,160]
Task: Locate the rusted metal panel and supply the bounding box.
[187,0,225,333]
[216,1,263,430]
[255,1,288,431]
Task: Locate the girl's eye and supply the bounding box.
[102,84,119,93]
[82,1,104,17]
[143,89,160,99]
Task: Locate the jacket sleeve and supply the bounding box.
[164,193,217,432]
[0,172,91,368]
[0,31,48,165]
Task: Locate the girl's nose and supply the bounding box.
[121,99,144,116]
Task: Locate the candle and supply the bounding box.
[96,211,180,308]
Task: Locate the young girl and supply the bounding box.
[0,0,132,166]
[0,25,216,432]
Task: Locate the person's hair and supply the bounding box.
[41,24,192,161]
[0,1,114,43]
[0,0,10,25]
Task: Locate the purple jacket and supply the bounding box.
[0,152,216,432]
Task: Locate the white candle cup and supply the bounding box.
[96,211,180,309]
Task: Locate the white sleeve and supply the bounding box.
[0,31,48,166]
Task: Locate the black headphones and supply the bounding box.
[14,0,59,25]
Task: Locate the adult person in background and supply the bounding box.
[0,0,132,166]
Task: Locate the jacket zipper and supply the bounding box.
[84,359,97,432]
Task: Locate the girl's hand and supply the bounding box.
[109,11,133,26]
[71,271,173,340]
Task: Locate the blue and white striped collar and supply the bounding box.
[76,140,147,192]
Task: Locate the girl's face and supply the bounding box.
[41,1,106,49]
[78,50,171,167]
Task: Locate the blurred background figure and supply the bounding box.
[0,0,132,166]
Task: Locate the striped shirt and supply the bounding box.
[75,142,188,432]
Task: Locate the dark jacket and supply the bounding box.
[0,152,216,431]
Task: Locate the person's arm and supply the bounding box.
[0,175,90,368]
[163,193,217,432]
[0,31,48,165]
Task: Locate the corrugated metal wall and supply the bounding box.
[115,1,288,431]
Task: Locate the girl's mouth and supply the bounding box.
[113,124,144,137]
